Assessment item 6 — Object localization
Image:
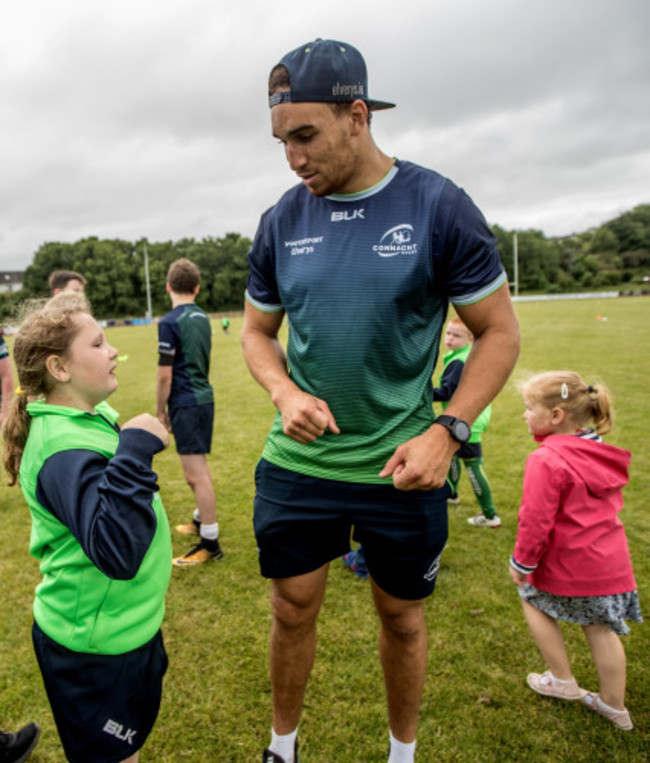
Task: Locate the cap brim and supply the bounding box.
[366,99,396,111]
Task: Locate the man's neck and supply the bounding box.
[344,149,394,195]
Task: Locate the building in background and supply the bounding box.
[0,271,24,292]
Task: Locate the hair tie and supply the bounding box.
[560,383,569,400]
[15,386,25,396]
[587,385,595,394]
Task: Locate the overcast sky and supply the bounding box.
[1,0,648,271]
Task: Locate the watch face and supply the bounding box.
[453,420,472,442]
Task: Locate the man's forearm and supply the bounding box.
[241,325,299,409]
[449,284,521,424]
[443,327,520,424]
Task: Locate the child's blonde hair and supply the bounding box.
[2,293,91,485]
[523,370,613,435]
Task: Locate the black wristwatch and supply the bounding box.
[434,415,471,444]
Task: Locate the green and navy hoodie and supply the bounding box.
[432,344,491,443]
[19,400,172,655]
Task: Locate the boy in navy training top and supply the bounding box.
[156,258,223,566]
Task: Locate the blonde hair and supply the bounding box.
[523,370,613,435]
[2,293,91,485]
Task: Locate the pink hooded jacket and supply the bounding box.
[512,434,635,596]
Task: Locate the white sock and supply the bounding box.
[200,522,219,541]
[388,730,416,763]
[193,507,201,523]
[270,728,297,763]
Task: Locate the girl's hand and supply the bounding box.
[509,566,529,587]
[123,413,170,449]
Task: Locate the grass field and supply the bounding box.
[1,296,648,762]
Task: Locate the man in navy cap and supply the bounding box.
[242,39,520,762]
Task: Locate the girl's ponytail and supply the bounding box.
[588,383,613,435]
[2,391,30,486]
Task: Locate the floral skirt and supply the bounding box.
[518,584,643,635]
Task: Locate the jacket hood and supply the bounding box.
[540,435,630,496]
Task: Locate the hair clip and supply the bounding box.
[560,383,569,399]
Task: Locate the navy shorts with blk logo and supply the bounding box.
[32,623,168,763]
[253,459,449,601]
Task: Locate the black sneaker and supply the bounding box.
[262,740,299,763]
[0,722,40,763]
[172,538,224,567]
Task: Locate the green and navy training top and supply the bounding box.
[158,303,213,408]
[246,159,506,484]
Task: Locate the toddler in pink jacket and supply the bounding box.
[510,371,642,731]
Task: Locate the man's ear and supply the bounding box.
[194,284,200,297]
[349,99,369,135]
[45,354,70,383]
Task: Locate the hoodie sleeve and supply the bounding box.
[35,428,166,580]
[511,451,562,574]
[432,360,464,402]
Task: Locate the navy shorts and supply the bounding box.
[32,623,168,763]
[169,402,214,454]
[253,459,449,601]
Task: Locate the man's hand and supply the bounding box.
[379,424,458,491]
[123,413,170,449]
[509,566,529,587]
[276,387,340,444]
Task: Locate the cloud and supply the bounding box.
[1,0,649,269]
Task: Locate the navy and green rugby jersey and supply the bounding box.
[158,303,213,408]
[246,159,506,484]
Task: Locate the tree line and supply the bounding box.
[1,233,251,321]
[494,204,650,293]
[1,204,648,322]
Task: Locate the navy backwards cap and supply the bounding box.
[269,39,395,111]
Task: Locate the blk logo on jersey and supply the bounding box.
[331,209,365,222]
[373,224,418,257]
